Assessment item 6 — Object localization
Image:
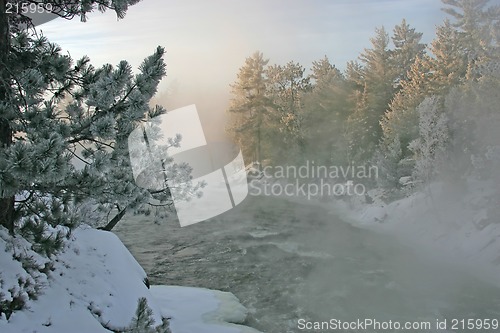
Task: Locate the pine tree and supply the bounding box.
[226,51,271,166]
[391,19,426,89]
[409,96,449,183]
[345,60,364,90]
[0,0,12,233]
[346,26,395,163]
[302,56,350,165]
[379,0,499,187]
[266,60,311,162]
[378,20,426,175]
[372,134,413,189]
[425,19,469,93]
[0,1,198,246]
[445,54,500,180]
[380,55,430,164]
[346,89,372,163]
[310,56,342,85]
[127,297,171,333]
[442,0,500,59]
[379,21,456,183]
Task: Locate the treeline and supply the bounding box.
[226,0,500,195]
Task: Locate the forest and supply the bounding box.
[0,1,499,331]
[227,0,500,201]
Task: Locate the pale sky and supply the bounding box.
[39,0,448,140]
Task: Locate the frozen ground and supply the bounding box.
[0,226,262,333]
[257,177,500,289]
[331,180,500,289]
[3,177,498,333]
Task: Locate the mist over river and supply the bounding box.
[114,196,500,333]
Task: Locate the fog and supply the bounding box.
[39,0,446,146]
[36,1,500,332]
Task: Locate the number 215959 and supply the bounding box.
[450,318,499,330]
[5,2,53,14]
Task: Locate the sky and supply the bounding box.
[39,0,449,141]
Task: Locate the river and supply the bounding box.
[114,195,500,333]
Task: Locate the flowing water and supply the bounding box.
[114,196,500,333]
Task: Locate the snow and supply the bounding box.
[331,181,500,288]
[252,176,500,288]
[0,226,262,333]
[151,286,261,333]
[4,178,498,333]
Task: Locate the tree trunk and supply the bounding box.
[101,207,127,231]
[256,111,262,171]
[256,126,261,170]
[0,0,15,235]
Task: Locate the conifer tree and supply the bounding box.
[408,96,449,183]
[442,0,500,60]
[377,20,426,175]
[226,51,271,166]
[302,56,350,165]
[346,26,395,163]
[378,21,461,184]
[391,19,426,89]
[379,0,499,186]
[0,1,198,244]
[378,57,429,188]
[310,56,342,85]
[425,19,469,93]
[345,60,364,90]
[266,60,311,162]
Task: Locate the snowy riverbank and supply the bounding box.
[2,178,499,333]
[0,226,262,333]
[251,176,500,288]
[279,179,500,289]
[335,181,500,288]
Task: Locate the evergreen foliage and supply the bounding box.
[266,60,311,162]
[408,96,449,183]
[126,297,171,333]
[301,56,350,166]
[226,52,271,165]
[347,26,395,163]
[0,1,200,244]
[226,0,499,198]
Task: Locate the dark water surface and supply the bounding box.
[114,196,500,333]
